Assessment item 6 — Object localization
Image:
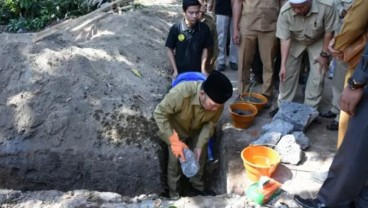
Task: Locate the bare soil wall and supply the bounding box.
[0,5,182,196]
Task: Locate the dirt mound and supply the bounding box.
[0,4,181,196]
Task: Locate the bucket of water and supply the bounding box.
[240,145,280,182]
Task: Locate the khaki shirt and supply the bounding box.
[153,82,223,149]
[276,0,339,58]
[241,0,281,32]
[201,14,219,64]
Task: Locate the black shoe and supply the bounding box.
[262,94,273,109]
[188,187,216,197]
[294,195,328,208]
[320,111,337,119]
[269,107,279,117]
[312,116,323,124]
[254,75,263,84]
[217,64,226,72]
[229,62,238,71]
[326,121,339,131]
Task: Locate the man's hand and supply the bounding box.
[233,28,240,45]
[340,86,364,117]
[328,38,343,60]
[194,148,202,161]
[172,71,178,80]
[168,131,188,161]
[314,56,329,74]
[279,65,287,83]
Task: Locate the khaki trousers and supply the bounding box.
[278,48,325,108]
[337,67,354,148]
[330,60,348,122]
[167,134,208,197]
[238,30,277,96]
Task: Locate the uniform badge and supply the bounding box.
[178,34,185,41]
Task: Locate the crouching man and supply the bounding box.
[153,71,233,199]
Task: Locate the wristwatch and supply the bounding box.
[348,77,366,90]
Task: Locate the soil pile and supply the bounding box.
[0,3,181,196]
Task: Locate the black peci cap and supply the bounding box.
[183,0,201,8]
[202,71,233,104]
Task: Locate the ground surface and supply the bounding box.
[0,0,339,207]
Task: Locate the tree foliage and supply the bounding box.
[0,0,103,31]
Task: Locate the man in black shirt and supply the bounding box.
[165,0,213,79]
[209,0,238,72]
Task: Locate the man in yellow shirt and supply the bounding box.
[154,71,233,199]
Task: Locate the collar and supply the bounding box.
[191,83,202,107]
[180,18,200,32]
[291,0,318,17]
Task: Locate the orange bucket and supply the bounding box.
[241,145,280,182]
[229,103,258,129]
[239,93,268,112]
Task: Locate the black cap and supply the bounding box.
[202,71,233,104]
[183,0,200,8]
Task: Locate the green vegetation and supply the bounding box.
[0,0,102,32]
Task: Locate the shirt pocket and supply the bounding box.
[289,25,304,40]
[308,20,324,40]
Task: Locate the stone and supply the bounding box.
[251,132,282,146]
[273,102,319,131]
[292,131,310,149]
[262,119,294,136]
[96,192,122,202]
[137,194,147,201]
[180,148,200,178]
[275,135,303,165]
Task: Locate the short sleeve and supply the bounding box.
[202,23,214,49]
[276,12,291,40]
[323,5,339,32]
[165,25,178,49]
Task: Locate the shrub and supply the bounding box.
[0,0,102,32]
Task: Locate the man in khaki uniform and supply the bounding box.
[233,0,281,100]
[275,0,339,110]
[154,71,232,199]
[198,1,218,72]
[319,0,353,131]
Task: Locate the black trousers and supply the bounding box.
[317,87,368,207]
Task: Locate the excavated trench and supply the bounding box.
[0,3,229,197]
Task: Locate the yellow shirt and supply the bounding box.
[153,82,223,149]
[334,0,368,52]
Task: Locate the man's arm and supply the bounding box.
[165,25,179,78]
[232,0,242,45]
[314,31,335,73]
[201,48,209,75]
[201,23,213,75]
[322,32,335,54]
[153,92,183,144]
[167,48,178,78]
[279,39,291,82]
[196,110,222,149]
[340,43,368,116]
